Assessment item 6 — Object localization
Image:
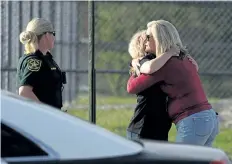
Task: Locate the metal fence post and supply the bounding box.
[88,0,96,124]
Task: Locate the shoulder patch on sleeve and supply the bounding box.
[26,58,42,72]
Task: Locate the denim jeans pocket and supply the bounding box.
[193,116,213,136]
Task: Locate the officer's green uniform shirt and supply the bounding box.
[17,50,64,109]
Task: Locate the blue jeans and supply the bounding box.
[175,109,219,147]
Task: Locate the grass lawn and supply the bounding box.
[68,108,232,158]
[76,94,137,105]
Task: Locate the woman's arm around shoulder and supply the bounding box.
[140,47,180,74]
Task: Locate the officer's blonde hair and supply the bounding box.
[128,30,147,59]
[19,18,54,54]
[147,20,187,57]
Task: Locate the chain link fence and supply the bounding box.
[1,1,232,134]
[93,1,232,98]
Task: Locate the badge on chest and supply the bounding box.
[51,67,56,70]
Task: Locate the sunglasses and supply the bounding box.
[44,31,56,36]
[146,35,151,41]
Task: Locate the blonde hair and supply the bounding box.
[147,20,187,57]
[128,30,147,59]
[19,18,54,54]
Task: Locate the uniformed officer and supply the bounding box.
[17,18,66,109]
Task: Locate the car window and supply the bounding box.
[1,123,48,158]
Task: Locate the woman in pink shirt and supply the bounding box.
[127,20,219,147]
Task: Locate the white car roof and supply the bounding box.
[1,90,143,160]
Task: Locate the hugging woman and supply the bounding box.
[127,20,219,147]
[126,30,174,141]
